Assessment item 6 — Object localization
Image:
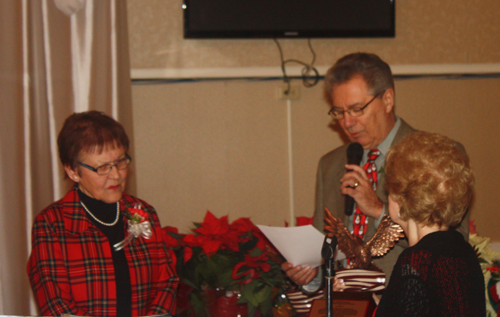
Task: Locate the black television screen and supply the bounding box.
[183,0,395,39]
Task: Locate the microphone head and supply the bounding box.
[346,142,364,165]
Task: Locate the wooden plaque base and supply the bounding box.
[307,292,376,317]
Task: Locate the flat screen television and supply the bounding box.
[183,0,395,39]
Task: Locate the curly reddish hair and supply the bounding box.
[385,132,473,228]
[57,111,129,169]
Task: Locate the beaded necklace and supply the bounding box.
[80,201,120,226]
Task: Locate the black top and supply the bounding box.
[79,190,132,317]
[376,230,485,317]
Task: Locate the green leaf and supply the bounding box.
[479,258,489,264]
[216,268,235,288]
[181,278,198,290]
[241,281,259,306]
[166,231,184,240]
[258,296,273,316]
[240,238,258,252]
[249,248,263,257]
[190,291,209,317]
[247,305,258,317]
[253,282,272,304]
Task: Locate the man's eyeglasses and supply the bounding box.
[78,153,132,175]
[328,93,381,120]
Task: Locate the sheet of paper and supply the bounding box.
[257,224,345,268]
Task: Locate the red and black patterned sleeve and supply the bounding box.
[27,205,89,317]
[123,196,179,316]
[146,209,179,315]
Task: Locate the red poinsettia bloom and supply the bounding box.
[232,253,271,284]
[162,211,290,316]
[190,211,258,254]
[198,235,224,255]
[250,227,277,253]
[296,216,313,226]
[181,233,223,257]
[182,233,200,247]
[469,220,477,235]
[230,217,255,233]
[228,218,256,247]
[183,246,193,263]
[195,211,230,236]
[162,226,180,248]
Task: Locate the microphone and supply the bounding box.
[321,235,338,272]
[344,142,364,216]
[322,235,338,317]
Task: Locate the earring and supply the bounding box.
[397,212,401,218]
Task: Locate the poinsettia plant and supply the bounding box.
[163,211,296,317]
[468,220,500,316]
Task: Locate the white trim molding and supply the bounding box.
[391,64,500,76]
[131,63,500,80]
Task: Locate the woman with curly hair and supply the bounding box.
[375,131,485,316]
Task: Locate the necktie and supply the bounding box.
[351,149,380,240]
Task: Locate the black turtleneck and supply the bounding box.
[78,190,132,317]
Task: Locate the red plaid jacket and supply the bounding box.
[27,187,178,316]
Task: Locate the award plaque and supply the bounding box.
[308,292,376,317]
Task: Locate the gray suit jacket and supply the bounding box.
[311,119,470,283]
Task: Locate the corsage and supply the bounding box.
[114,203,153,251]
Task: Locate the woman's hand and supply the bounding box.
[333,277,346,292]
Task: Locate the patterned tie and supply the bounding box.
[352,149,380,240]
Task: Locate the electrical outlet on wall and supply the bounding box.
[277,85,300,100]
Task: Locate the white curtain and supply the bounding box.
[0,0,133,314]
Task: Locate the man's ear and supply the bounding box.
[64,165,80,183]
[382,88,395,113]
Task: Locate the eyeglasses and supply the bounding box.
[78,153,132,175]
[328,93,381,120]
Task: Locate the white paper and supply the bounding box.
[257,224,345,268]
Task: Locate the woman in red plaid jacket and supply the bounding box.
[27,111,178,316]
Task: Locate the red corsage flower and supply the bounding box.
[128,206,148,223]
[114,203,152,251]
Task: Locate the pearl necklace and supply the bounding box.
[80,201,120,226]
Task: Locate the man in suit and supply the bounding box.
[282,52,469,289]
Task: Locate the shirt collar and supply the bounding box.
[362,116,401,161]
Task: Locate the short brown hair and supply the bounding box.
[385,132,473,228]
[57,111,129,169]
[324,52,394,106]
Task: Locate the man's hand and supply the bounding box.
[281,262,318,286]
[340,164,383,219]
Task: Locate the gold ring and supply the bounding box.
[354,182,359,187]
